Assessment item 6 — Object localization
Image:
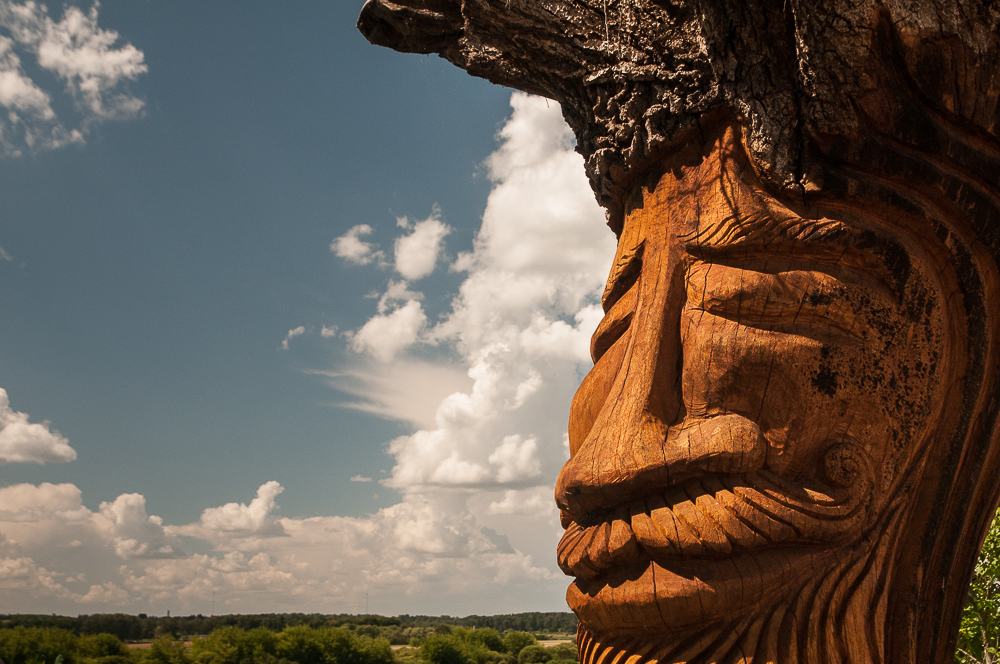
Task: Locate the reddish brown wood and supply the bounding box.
[358,2,1000,662]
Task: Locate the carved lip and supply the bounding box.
[557,470,865,581]
[357,0,463,54]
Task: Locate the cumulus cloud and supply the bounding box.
[0,481,560,614]
[281,325,305,350]
[320,325,338,338]
[0,1,146,156]
[182,481,286,541]
[0,92,613,615]
[0,387,76,464]
[349,298,426,362]
[350,475,372,483]
[98,493,184,560]
[394,210,451,280]
[338,92,613,571]
[332,224,383,265]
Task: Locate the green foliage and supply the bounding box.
[958,508,1000,663]
[419,636,467,664]
[515,646,548,664]
[416,627,518,664]
[541,645,574,662]
[0,614,577,644]
[138,637,191,664]
[501,633,535,658]
[0,617,571,664]
[0,627,80,664]
[463,630,502,655]
[78,634,129,659]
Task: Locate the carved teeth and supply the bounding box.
[556,473,868,579]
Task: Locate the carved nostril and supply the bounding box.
[822,443,863,487]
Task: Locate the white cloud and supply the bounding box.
[394,210,451,280]
[98,493,184,560]
[320,325,338,338]
[0,481,560,614]
[349,298,426,362]
[0,244,11,261]
[332,224,383,265]
[181,481,286,541]
[487,487,556,516]
[0,387,76,464]
[0,1,146,156]
[350,475,372,483]
[488,435,542,484]
[280,325,305,350]
[0,92,614,615]
[309,359,472,430]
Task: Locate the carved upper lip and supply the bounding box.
[357,0,463,54]
[557,470,865,580]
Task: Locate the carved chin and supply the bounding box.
[567,547,827,635]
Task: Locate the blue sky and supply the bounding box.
[0,1,616,615]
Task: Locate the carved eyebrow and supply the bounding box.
[681,206,902,301]
[602,240,645,313]
[687,239,900,304]
[680,208,847,250]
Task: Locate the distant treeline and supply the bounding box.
[0,613,577,642]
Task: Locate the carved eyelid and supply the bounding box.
[686,243,898,304]
[602,241,645,313]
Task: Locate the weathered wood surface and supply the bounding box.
[358,2,1000,662]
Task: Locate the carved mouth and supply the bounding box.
[357,0,463,54]
[557,470,868,580]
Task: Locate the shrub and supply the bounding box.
[463,630,503,654]
[138,636,191,664]
[0,627,80,664]
[501,633,536,658]
[420,636,467,664]
[79,634,129,659]
[543,644,576,662]
[516,646,550,664]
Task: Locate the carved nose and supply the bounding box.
[556,242,767,518]
[556,413,767,518]
[357,0,463,54]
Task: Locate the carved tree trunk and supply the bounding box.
[357,2,1000,663]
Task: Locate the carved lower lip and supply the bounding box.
[557,471,865,580]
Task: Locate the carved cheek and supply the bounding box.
[678,305,898,482]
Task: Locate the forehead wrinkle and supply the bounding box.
[681,176,847,251]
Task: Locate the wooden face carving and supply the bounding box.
[555,125,952,658]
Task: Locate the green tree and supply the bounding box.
[0,627,79,664]
[78,634,129,659]
[958,508,1000,663]
[138,636,192,664]
[463,630,503,654]
[276,626,324,664]
[420,636,467,664]
[516,646,549,664]
[501,634,535,659]
[543,644,575,663]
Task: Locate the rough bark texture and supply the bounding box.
[358,2,1000,663]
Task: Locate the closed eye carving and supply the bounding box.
[687,263,876,345]
[602,241,644,313]
[592,241,644,363]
